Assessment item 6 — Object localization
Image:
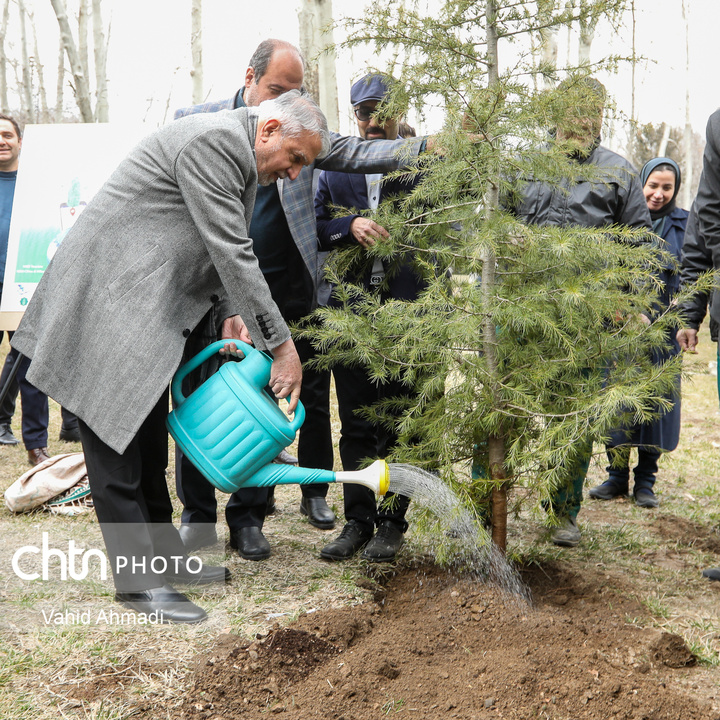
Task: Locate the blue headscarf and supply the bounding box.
[640,157,681,236]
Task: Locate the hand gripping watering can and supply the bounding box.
[166,340,390,495]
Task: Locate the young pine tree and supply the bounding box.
[302,0,710,551]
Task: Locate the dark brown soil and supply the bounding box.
[178,560,720,720]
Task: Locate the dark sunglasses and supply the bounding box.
[353,106,375,122]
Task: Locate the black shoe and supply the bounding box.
[266,486,277,515]
[0,423,18,445]
[362,522,404,562]
[229,526,271,561]
[702,567,720,581]
[634,487,659,508]
[320,521,373,561]
[114,584,207,624]
[300,496,336,529]
[588,480,628,500]
[178,523,218,552]
[164,559,230,586]
[59,425,81,442]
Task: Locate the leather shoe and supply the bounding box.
[28,447,50,466]
[114,584,207,624]
[634,487,659,508]
[702,567,720,581]
[0,423,18,445]
[362,521,404,562]
[588,480,628,500]
[178,523,218,552]
[59,425,81,442]
[229,526,271,561]
[274,449,298,465]
[320,520,373,561]
[300,496,336,529]
[164,559,230,586]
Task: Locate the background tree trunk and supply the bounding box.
[29,9,49,122]
[78,0,89,87]
[190,0,203,105]
[17,0,34,121]
[50,0,94,122]
[0,0,10,112]
[298,0,338,132]
[92,0,109,121]
[55,37,65,122]
[682,0,693,210]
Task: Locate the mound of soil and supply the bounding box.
[180,561,719,720]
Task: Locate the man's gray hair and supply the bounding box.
[257,90,331,159]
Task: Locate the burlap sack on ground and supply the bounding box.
[4,452,88,512]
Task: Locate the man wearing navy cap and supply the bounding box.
[173,42,430,562]
[314,73,424,562]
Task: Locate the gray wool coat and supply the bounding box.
[12,107,289,454]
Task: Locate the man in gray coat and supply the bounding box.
[11,90,331,623]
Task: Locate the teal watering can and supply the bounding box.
[166,340,389,495]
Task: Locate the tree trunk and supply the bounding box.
[50,0,94,122]
[29,9,49,122]
[484,0,509,553]
[92,0,109,121]
[535,0,558,87]
[0,0,10,112]
[17,0,34,122]
[656,122,670,157]
[55,37,65,122]
[78,0,89,87]
[682,0,693,209]
[190,0,203,104]
[298,0,339,132]
[577,0,599,65]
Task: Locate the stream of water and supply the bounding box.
[387,463,530,605]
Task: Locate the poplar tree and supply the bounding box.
[303,0,711,551]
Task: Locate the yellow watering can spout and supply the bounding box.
[335,460,390,495]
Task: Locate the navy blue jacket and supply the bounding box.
[314,170,425,303]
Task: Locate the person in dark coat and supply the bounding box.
[314,73,426,563]
[589,158,687,509]
[677,110,720,582]
[513,77,651,547]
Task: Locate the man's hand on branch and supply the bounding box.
[350,217,389,249]
[677,327,699,353]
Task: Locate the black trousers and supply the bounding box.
[79,389,188,592]
[332,362,410,533]
[0,341,49,450]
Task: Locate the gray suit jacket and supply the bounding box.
[12,107,289,453]
[176,96,425,308]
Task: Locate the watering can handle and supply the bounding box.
[171,339,306,434]
[171,339,255,405]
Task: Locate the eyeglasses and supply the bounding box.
[353,106,375,122]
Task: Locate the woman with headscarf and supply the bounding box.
[589,157,688,509]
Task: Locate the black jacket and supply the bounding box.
[695,108,720,331]
[678,202,718,341]
[515,144,650,231]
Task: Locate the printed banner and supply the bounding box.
[0,123,145,323]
